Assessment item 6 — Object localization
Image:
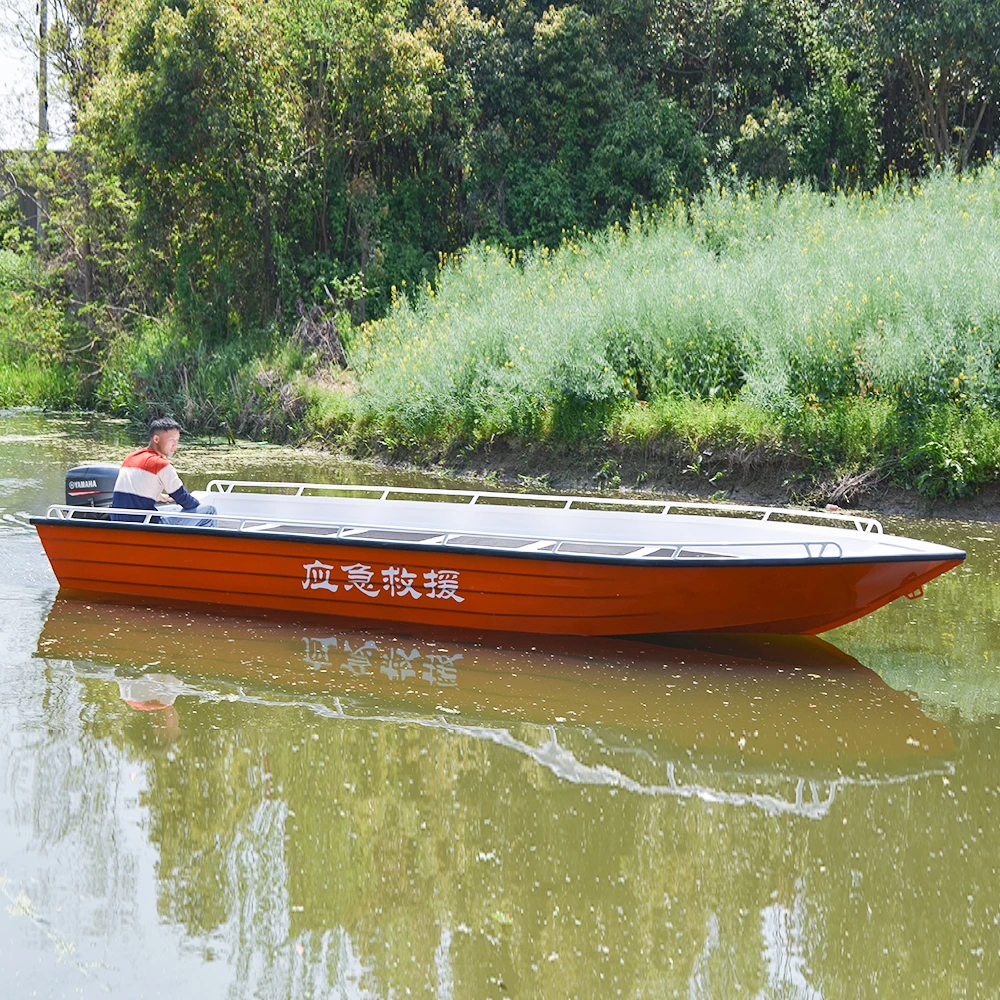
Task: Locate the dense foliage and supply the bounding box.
[2,0,1000,497]
[6,0,1000,335]
[352,167,1000,497]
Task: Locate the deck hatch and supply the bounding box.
[341,528,447,543]
[558,541,651,556]
[446,534,549,550]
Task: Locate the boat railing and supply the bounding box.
[204,479,884,535]
[43,503,848,561]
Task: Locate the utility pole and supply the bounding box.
[36,0,48,244]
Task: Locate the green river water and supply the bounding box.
[1,411,998,999]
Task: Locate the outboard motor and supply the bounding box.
[65,463,120,512]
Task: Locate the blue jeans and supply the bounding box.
[161,502,217,527]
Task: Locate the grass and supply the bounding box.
[609,396,784,450]
[298,376,357,441]
[349,165,1000,495]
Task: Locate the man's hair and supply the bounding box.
[149,416,183,438]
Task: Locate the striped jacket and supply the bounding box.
[111,447,197,521]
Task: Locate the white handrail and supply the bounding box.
[43,504,851,561]
[203,479,884,534]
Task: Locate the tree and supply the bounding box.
[48,0,108,120]
[843,0,1000,169]
[84,0,300,334]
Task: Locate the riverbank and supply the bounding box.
[338,169,1000,506]
[305,390,999,515]
[7,405,997,523]
[307,429,1000,522]
[4,344,1000,518]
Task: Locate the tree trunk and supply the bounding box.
[907,59,951,167]
[36,0,48,246]
[959,100,988,171]
[37,0,48,145]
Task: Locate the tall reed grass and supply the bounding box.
[351,166,1000,493]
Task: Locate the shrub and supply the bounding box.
[0,251,84,408]
[348,164,1000,497]
[94,313,306,439]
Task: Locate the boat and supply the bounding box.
[31,478,965,635]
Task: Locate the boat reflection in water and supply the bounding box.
[37,599,953,820]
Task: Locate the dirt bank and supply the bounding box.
[334,436,1000,523]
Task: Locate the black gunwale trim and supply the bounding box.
[30,516,967,570]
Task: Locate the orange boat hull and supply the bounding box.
[33,520,961,635]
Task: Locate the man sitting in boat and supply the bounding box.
[110,417,217,526]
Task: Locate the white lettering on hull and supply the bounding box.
[301,561,465,603]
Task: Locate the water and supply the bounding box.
[2,411,998,999]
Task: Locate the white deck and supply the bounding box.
[45,480,959,563]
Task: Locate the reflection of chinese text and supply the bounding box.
[301,636,460,686]
[382,645,421,680]
[301,561,465,603]
[422,653,460,686]
[303,636,339,667]
[343,640,378,675]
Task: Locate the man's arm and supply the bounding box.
[165,486,199,509]
[158,464,199,510]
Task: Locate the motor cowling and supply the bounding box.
[65,463,120,508]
